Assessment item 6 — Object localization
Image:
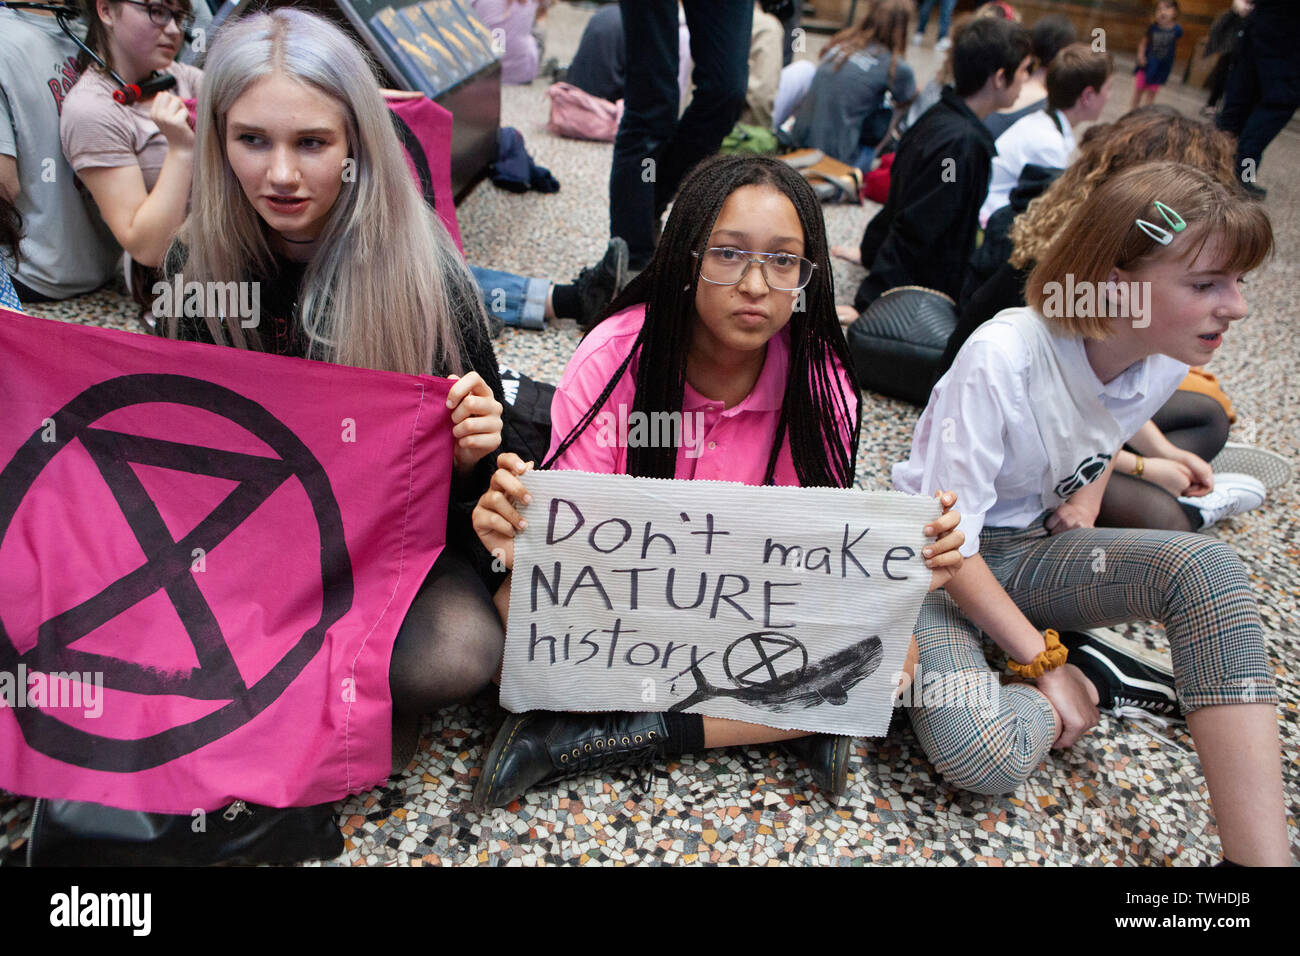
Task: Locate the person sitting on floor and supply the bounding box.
[470,0,548,86]
[469,155,965,809]
[59,0,202,273]
[788,0,917,170]
[978,42,1112,226]
[849,15,1031,313]
[0,2,120,302]
[946,106,1290,530]
[983,13,1075,138]
[897,160,1290,867]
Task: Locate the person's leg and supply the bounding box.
[610,0,682,270]
[1206,55,1231,110]
[549,237,629,331]
[1097,471,1200,532]
[773,59,817,130]
[468,265,549,330]
[1152,390,1230,461]
[1233,50,1300,180]
[915,0,936,35]
[778,2,800,67]
[389,546,506,714]
[936,0,959,41]
[654,0,753,217]
[1000,526,1288,865]
[8,276,57,304]
[1216,43,1263,187]
[907,589,1058,795]
[1234,98,1298,182]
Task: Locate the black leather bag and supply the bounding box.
[846,286,957,407]
[25,797,343,867]
[499,365,555,465]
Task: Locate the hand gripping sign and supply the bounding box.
[502,471,940,736]
[0,308,453,813]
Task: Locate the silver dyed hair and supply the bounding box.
[166,7,481,376]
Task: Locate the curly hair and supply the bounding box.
[1009,105,1236,269]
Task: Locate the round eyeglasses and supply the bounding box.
[692,247,816,292]
[120,0,195,33]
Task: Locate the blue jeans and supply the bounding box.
[611,0,753,268]
[916,0,959,40]
[469,265,548,330]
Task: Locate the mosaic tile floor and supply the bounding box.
[2,3,1297,866]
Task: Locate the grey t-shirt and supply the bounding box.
[791,43,917,165]
[0,10,120,299]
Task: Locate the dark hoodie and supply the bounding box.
[854,85,997,312]
[938,162,1062,378]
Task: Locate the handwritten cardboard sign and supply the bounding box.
[501,472,940,736]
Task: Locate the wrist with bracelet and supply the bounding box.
[1132,454,1145,479]
[1007,629,1068,679]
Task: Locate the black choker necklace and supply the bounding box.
[280,235,318,245]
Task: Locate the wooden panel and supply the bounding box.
[1011,1,1214,80]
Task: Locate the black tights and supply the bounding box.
[388,546,504,715]
[1096,390,1230,533]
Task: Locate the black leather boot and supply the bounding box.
[784,735,853,801]
[472,711,669,810]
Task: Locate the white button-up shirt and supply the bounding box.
[892,309,1188,556]
[979,107,1075,226]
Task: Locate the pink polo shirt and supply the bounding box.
[547,304,856,485]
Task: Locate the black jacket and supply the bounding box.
[958,161,1061,313]
[854,85,997,312]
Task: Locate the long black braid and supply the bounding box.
[544,154,862,489]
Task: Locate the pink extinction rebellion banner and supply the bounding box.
[0,308,453,813]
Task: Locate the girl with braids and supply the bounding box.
[947,106,1290,534]
[896,161,1289,865]
[469,154,965,809]
[160,8,509,763]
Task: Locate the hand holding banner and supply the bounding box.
[502,471,940,736]
[0,308,454,813]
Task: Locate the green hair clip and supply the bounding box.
[1135,200,1187,246]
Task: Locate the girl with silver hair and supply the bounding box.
[160,7,509,758]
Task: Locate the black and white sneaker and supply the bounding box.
[1059,629,1182,721]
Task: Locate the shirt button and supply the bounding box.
[708,441,717,450]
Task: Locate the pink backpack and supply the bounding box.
[546,82,624,143]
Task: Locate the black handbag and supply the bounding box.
[846,286,957,407]
[25,797,343,867]
[499,365,555,465]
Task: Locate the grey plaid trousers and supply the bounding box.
[908,522,1276,795]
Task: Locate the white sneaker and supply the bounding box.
[912,31,924,46]
[934,36,952,53]
[1209,442,1293,492]
[1179,472,1266,528]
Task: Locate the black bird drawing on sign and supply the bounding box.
[668,634,883,713]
